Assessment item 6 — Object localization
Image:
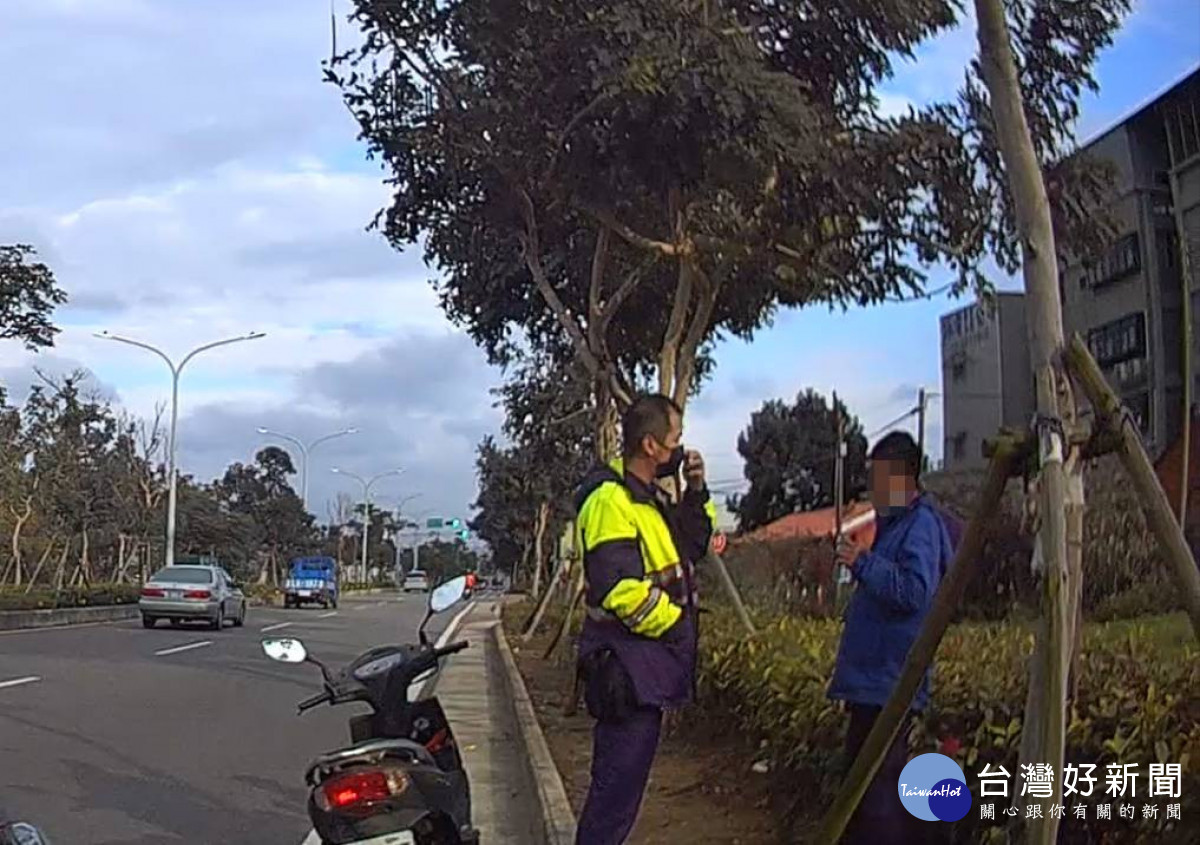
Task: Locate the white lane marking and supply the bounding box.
[260,622,293,633]
[298,601,478,845]
[317,611,338,619]
[0,676,41,691]
[154,640,212,657]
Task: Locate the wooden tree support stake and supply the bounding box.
[706,551,756,636]
[1064,335,1200,637]
[810,446,1015,844]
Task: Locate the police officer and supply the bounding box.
[574,394,716,845]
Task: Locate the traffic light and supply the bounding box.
[458,529,469,541]
[448,517,461,529]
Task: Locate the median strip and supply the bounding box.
[0,676,41,691]
[261,622,293,633]
[154,640,212,657]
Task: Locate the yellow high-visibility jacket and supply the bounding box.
[575,458,717,638]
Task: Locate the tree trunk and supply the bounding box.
[974,2,1078,840]
[531,501,550,597]
[9,496,33,588]
[23,541,55,594]
[53,539,71,591]
[79,526,91,587]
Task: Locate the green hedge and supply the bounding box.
[0,584,143,612]
[700,609,1199,841]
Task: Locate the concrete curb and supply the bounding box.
[0,604,139,631]
[491,618,578,845]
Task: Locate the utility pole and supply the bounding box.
[97,330,265,567]
[833,390,847,599]
[916,387,927,461]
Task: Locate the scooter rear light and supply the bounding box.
[317,768,410,813]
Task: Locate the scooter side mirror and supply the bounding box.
[0,821,54,844]
[417,574,470,645]
[429,576,468,614]
[262,638,308,663]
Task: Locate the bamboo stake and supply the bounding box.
[1065,335,1200,636]
[707,551,756,635]
[811,445,1016,844]
[974,2,1077,838]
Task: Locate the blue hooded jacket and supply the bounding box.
[828,493,953,711]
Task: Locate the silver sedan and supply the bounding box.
[139,565,247,630]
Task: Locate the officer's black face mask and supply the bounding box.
[654,443,686,479]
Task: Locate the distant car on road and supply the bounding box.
[402,569,430,593]
[139,565,246,631]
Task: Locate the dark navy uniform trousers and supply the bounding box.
[575,706,663,845]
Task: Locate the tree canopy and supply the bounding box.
[732,389,868,531]
[328,0,1124,462]
[1,245,68,350]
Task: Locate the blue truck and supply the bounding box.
[283,556,339,609]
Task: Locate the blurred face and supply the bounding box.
[868,458,916,513]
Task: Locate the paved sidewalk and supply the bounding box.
[433,600,544,844]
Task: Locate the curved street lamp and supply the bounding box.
[332,468,404,583]
[96,330,266,567]
[256,426,358,510]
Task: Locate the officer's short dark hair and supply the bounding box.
[622,394,682,458]
[869,431,923,481]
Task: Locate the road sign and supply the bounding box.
[711,532,728,556]
[426,517,444,529]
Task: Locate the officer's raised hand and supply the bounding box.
[683,449,706,492]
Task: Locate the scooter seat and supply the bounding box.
[305,739,438,785]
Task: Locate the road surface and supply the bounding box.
[0,592,460,844]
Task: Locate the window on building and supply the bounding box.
[952,431,967,461]
[1081,233,1142,290]
[1127,392,1152,440]
[1163,82,1200,166]
[1087,312,1147,369]
[1159,230,1179,271]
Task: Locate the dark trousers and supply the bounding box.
[575,706,663,845]
[842,704,925,845]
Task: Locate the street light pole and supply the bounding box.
[257,426,358,510]
[97,330,265,568]
[332,468,404,583]
[390,494,423,573]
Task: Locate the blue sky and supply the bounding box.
[1,0,1198,524]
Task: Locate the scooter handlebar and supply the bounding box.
[433,640,469,660]
[297,690,332,713]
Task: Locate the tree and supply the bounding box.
[0,245,68,350]
[732,389,867,531]
[215,448,316,584]
[327,0,1010,457]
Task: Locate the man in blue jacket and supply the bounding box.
[829,431,953,842]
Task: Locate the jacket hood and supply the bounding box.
[572,459,624,513]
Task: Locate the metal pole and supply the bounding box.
[917,386,927,459]
[98,330,265,568]
[165,366,181,568]
[259,427,357,511]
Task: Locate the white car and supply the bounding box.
[402,570,430,593]
[139,565,247,630]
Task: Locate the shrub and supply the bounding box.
[698,608,1199,842]
[0,584,142,611]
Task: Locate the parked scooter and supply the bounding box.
[262,575,478,845]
